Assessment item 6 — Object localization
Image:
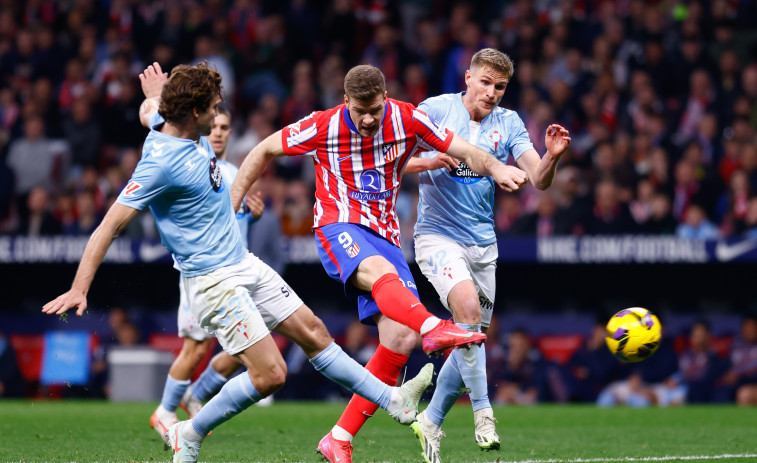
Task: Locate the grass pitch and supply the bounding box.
[0,401,755,462]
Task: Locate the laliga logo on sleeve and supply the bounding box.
[123,181,142,196]
[287,121,301,136]
[209,157,223,192]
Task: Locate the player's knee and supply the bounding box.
[253,363,287,396]
[385,328,418,355]
[297,316,333,355]
[179,339,210,364]
[451,298,482,324]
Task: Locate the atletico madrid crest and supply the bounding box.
[346,242,360,258]
[382,142,399,162]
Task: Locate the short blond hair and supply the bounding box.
[344,65,386,102]
[471,48,514,79]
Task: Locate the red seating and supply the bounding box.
[710,335,734,358]
[147,333,185,354]
[9,334,45,382]
[147,334,219,381]
[536,334,584,365]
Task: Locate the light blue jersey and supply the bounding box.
[218,158,252,242]
[414,92,534,246]
[117,112,246,277]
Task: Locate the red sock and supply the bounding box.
[335,344,408,437]
[371,273,433,333]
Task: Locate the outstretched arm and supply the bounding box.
[42,203,139,316]
[138,62,168,128]
[404,153,459,175]
[230,131,285,211]
[444,133,528,192]
[516,124,571,190]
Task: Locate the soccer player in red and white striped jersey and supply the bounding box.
[230,65,528,463]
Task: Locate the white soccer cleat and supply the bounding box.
[164,421,203,463]
[473,408,500,451]
[150,405,178,445]
[410,410,444,463]
[388,363,434,425]
[179,389,203,418]
[256,394,274,407]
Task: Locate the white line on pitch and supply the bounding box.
[497,454,757,463]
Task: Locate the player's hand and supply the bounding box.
[139,62,168,99]
[427,153,459,172]
[491,164,528,192]
[42,289,88,317]
[245,191,265,219]
[544,124,571,157]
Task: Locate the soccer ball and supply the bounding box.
[605,307,662,362]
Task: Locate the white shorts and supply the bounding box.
[181,253,303,355]
[178,278,214,341]
[414,234,497,327]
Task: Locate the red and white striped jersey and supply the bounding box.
[281,98,453,247]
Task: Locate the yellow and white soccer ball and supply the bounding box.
[605,307,662,362]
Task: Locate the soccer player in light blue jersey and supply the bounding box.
[42,62,434,463]
[405,48,571,463]
[150,105,269,437]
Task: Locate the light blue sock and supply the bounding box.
[309,342,392,409]
[425,350,464,426]
[190,366,229,401]
[455,323,490,412]
[191,373,261,436]
[161,375,190,412]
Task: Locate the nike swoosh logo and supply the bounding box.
[715,239,757,262]
[337,155,351,162]
[362,411,374,417]
[174,426,182,451]
[335,455,340,462]
[410,303,422,308]
[444,331,474,338]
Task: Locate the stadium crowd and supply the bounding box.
[2,1,757,243]
[1,1,757,406]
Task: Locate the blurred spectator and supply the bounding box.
[671,160,701,221]
[718,316,757,405]
[15,186,61,236]
[360,22,410,85]
[7,115,68,217]
[280,180,314,238]
[63,189,100,236]
[0,330,24,397]
[641,192,679,235]
[741,197,757,239]
[58,58,96,113]
[716,169,750,232]
[442,19,481,94]
[586,180,636,235]
[565,322,620,402]
[280,61,317,125]
[510,192,573,236]
[191,36,234,103]
[62,97,101,170]
[492,329,566,405]
[494,194,522,234]
[597,337,682,407]
[676,203,719,240]
[679,320,723,403]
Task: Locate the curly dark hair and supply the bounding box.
[159,62,222,123]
